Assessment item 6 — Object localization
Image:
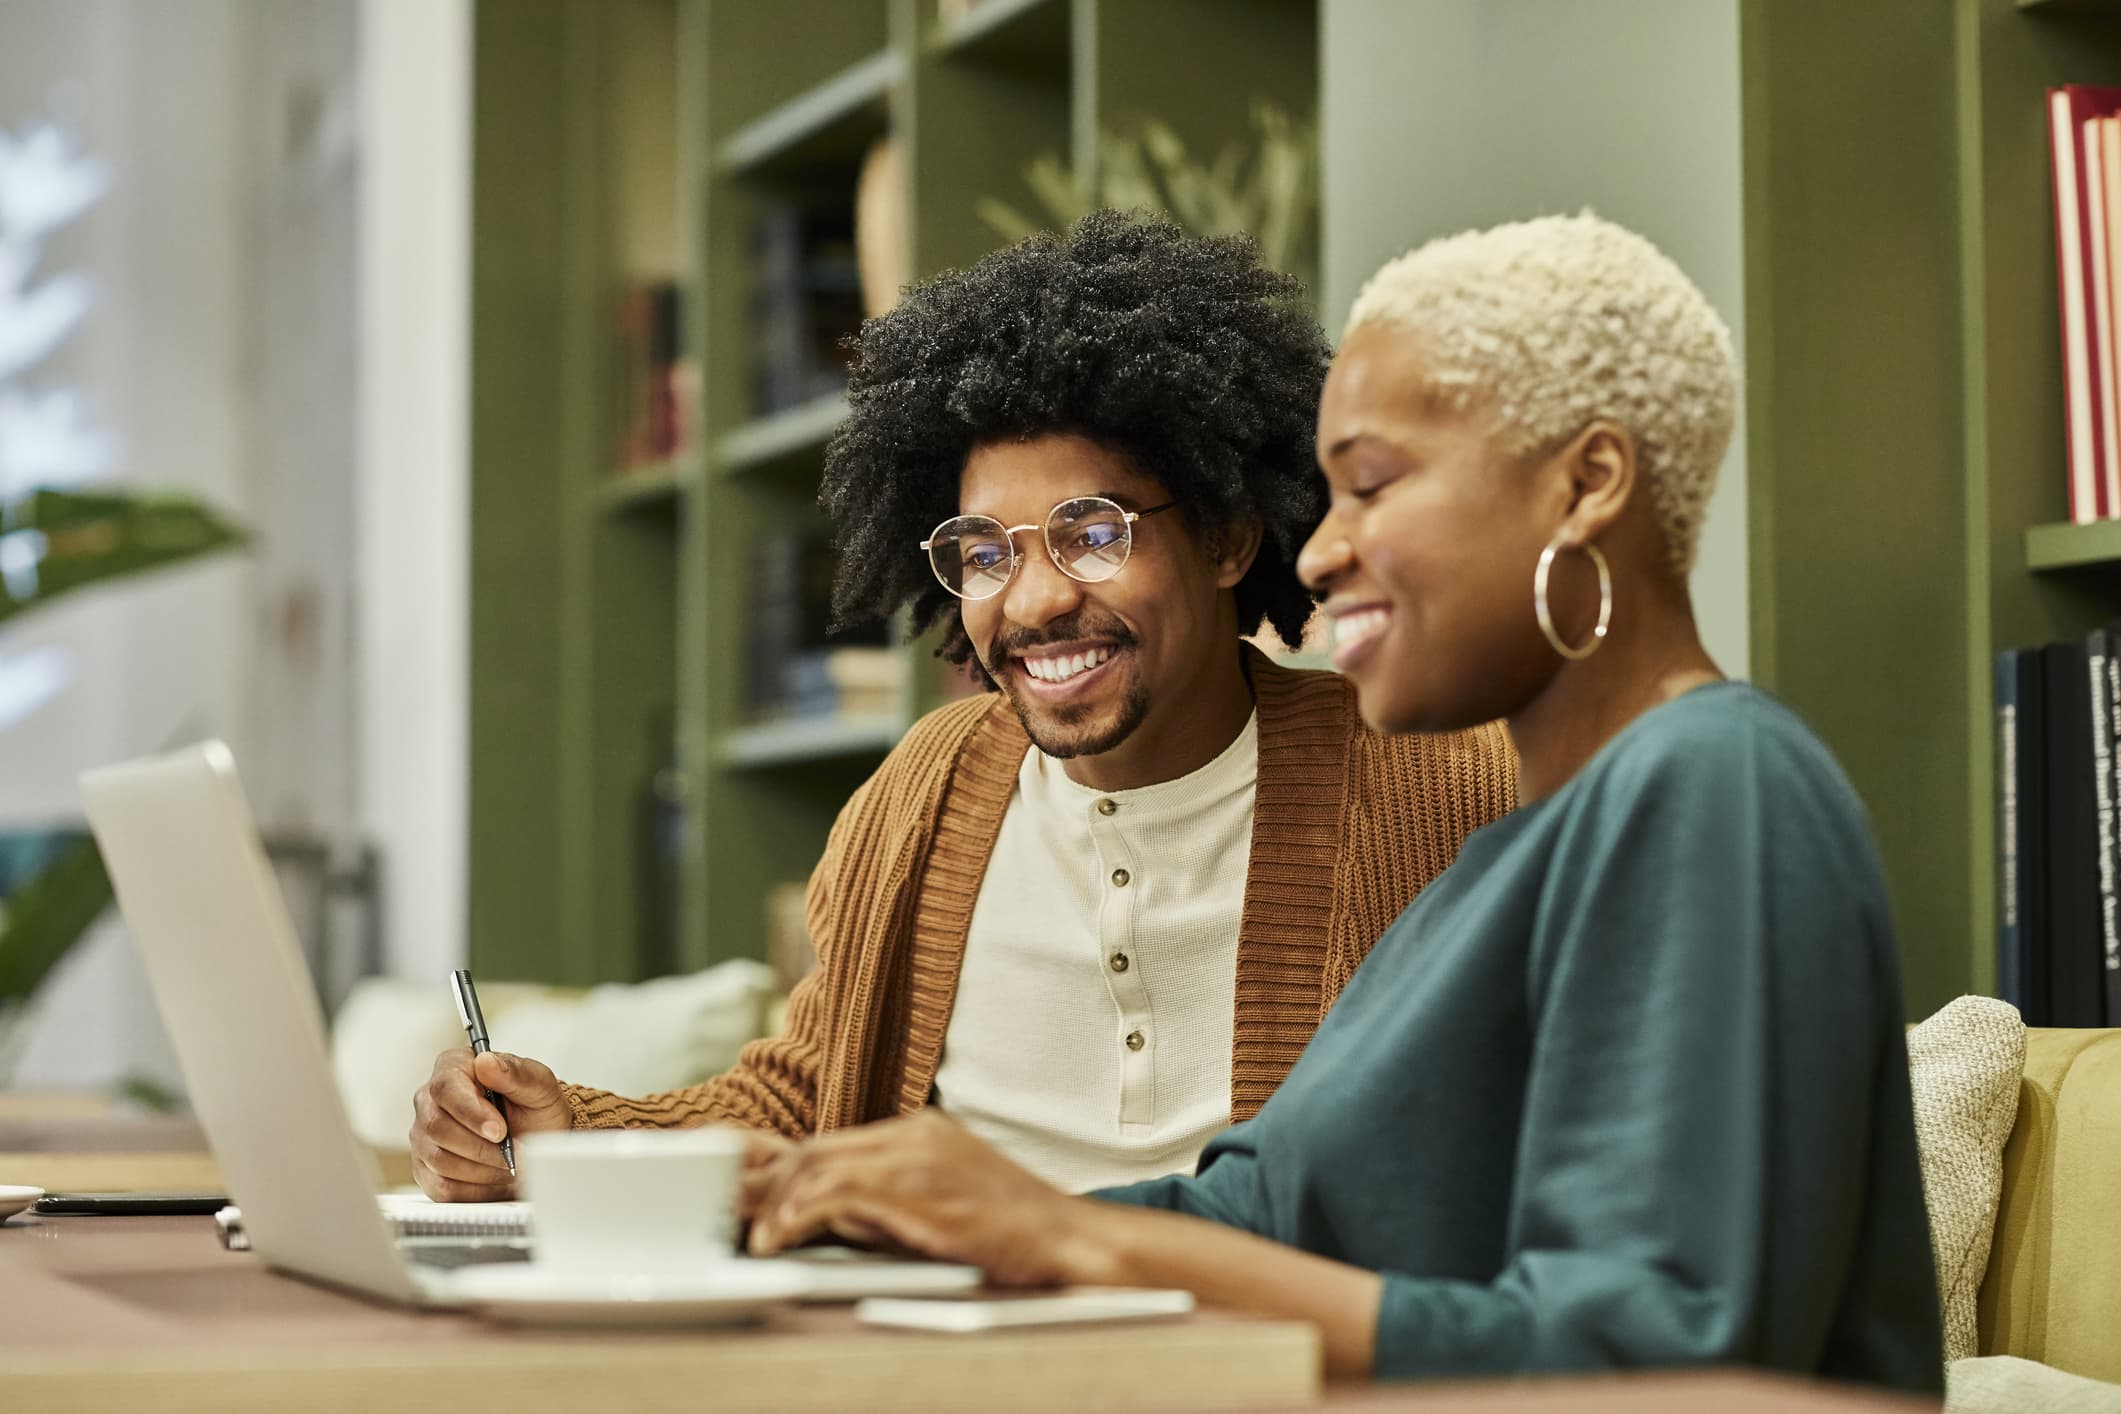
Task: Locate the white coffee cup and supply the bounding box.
[517,1127,746,1274]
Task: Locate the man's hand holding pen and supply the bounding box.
[408,1048,570,1202]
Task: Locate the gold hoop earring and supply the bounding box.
[1534,537,1612,661]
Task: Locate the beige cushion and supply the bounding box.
[1947,1355,2121,1414]
[330,979,569,1150]
[1907,996,2027,1361]
[497,962,776,1098]
[329,962,776,1150]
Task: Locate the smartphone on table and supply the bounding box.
[34,1192,230,1216]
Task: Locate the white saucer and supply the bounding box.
[448,1261,811,1328]
[0,1186,43,1222]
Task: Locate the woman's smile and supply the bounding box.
[1327,602,1393,671]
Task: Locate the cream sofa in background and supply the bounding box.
[328,961,777,1151]
[1912,1005,2121,1413]
[1977,1027,2121,1383]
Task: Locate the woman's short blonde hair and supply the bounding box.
[1345,212,1738,576]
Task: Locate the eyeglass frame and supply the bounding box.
[918,496,1181,601]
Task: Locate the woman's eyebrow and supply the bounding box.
[1324,431,1399,459]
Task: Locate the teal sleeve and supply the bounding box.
[1089,1120,1269,1234]
[1371,721,1900,1377]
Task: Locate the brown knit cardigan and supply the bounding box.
[565,649,1518,1135]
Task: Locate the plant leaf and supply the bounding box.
[975,197,1044,246]
[0,833,111,1002]
[1024,154,1092,229]
[1097,134,1166,218]
[0,488,247,626]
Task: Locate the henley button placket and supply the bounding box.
[1090,795,1153,1124]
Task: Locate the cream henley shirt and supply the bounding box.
[931,711,1259,1193]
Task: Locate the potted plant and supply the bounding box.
[0,115,247,1080]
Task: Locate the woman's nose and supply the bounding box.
[1296,514,1353,593]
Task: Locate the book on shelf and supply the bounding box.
[781,646,905,718]
[744,530,896,721]
[2046,86,2121,523]
[2104,633,2121,1024]
[612,279,690,473]
[748,192,865,419]
[1993,633,2120,1026]
[1994,649,2041,1012]
[2040,640,2099,1026]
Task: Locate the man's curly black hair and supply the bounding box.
[819,209,1331,672]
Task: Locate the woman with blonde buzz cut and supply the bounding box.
[746,213,1945,1394]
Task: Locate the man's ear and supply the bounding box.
[1559,421,1636,546]
[1213,517,1264,590]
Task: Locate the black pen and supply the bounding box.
[448,968,515,1176]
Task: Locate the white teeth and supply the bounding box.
[1023,646,1113,684]
[1332,609,1390,653]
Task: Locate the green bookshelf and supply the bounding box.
[1741,0,2121,1015]
[592,461,690,517]
[716,50,902,177]
[720,712,912,771]
[470,0,1317,982]
[2027,518,2121,570]
[930,0,1070,73]
[716,394,848,479]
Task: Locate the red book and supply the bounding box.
[2050,86,2121,522]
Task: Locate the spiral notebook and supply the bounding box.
[215,1193,529,1251]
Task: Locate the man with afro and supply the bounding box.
[411,211,1518,1202]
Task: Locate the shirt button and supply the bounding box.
[1124,1029,1145,1052]
[1096,799,1117,816]
[1111,868,1130,888]
[1110,952,1129,973]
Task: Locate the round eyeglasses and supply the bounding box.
[920,496,1179,601]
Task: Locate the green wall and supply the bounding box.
[1318,0,1750,676]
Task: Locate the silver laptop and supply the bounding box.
[80,741,978,1308]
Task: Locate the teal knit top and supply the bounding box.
[1097,684,1942,1393]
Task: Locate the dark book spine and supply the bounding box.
[2022,651,2051,1026]
[2043,640,2107,1028]
[1995,651,2026,1009]
[2090,628,2120,1026]
[2107,625,2121,1024]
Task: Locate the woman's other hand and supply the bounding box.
[747,1109,1095,1286]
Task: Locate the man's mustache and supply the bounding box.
[986,617,1139,664]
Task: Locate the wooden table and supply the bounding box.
[0,1099,1936,1413]
[0,1213,1937,1414]
[0,1088,411,1193]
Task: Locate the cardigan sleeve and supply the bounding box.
[561,780,872,1137]
[1365,707,1935,1381]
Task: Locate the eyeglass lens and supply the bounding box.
[928,497,1135,599]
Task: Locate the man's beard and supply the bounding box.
[1004,668,1153,759]
[983,615,1151,759]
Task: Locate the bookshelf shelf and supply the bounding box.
[471,0,1317,981]
[593,461,691,517]
[719,711,907,770]
[716,50,902,177]
[932,0,1069,76]
[715,394,849,477]
[2027,519,2121,570]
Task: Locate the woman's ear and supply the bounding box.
[1560,421,1637,545]
[1213,516,1265,590]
